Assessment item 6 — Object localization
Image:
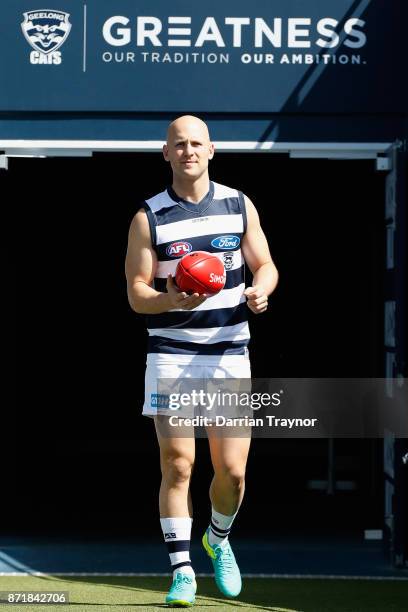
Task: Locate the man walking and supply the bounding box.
[125,115,278,606]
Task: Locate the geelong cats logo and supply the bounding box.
[223,252,234,270]
[21,10,72,64]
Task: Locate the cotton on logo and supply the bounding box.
[166,241,193,257]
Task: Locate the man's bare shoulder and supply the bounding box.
[128,207,151,242]
[243,193,256,209]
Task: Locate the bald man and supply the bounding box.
[126,116,278,606]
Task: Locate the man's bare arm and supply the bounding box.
[125,209,206,314]
[241,195,279,314]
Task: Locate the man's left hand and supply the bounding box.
[244,285,268,314]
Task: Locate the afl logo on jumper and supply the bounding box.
[211,235,240,250]
[166,241,193,257]
[21,10,72,65]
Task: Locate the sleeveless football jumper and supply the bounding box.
[143,181,250,362]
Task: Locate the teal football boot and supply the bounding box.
[165,572,197,607]
[202,528,242,597]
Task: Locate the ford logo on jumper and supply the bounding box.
[211,235,240,250]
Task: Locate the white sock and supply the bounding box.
[208,507,237,547]
[160,517,195,579]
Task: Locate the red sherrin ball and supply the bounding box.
[175,251,226,296]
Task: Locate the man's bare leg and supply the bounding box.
[154,418,195,516]
[207,431,251,516]
[154,417,197,592]
[201,430,251,597]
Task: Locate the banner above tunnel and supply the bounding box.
[0,0,406,113]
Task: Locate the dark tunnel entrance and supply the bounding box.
[8,151,386,536]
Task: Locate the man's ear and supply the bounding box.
[163,144,169,161]
[209,143,215,160]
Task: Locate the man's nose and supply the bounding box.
[184,143,194,156]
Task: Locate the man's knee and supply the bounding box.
[161,454,194,485]
[216,465,246,490]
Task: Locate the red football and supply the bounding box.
[175,251,226,296]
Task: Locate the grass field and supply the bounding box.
[0,575,407,611]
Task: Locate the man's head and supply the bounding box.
[163,115,215,182]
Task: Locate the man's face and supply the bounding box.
[163,117,215,181]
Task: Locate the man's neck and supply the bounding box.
[172,174,210,204]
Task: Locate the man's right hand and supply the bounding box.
[166,274,207,310]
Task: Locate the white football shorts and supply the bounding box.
[142,352,251,417]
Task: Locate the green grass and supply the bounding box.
[0,575,407,611]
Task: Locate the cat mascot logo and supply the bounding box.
[21,9,71,65]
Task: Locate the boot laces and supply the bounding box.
[174,573,193,590]
[215,544,234,573]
